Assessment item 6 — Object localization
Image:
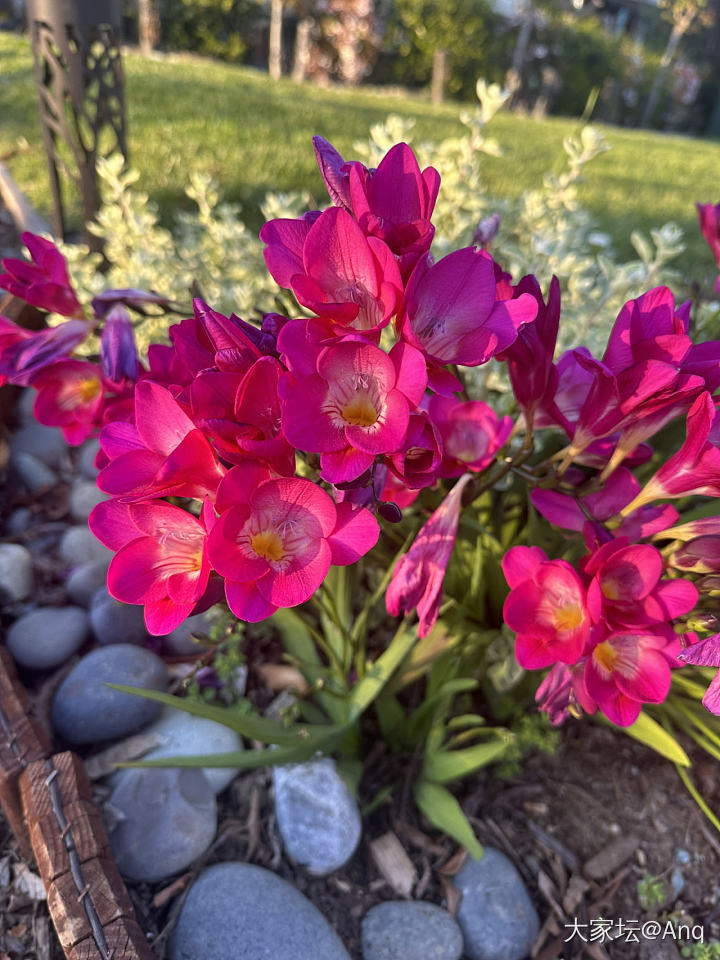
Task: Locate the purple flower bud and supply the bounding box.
[100,305,139,385]
[473,213,500,249]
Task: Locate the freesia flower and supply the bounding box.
[502,546,590,668]
[97,380,225,500]
[90,498,215,634]
[100,305,139,387]
[348,141,440,276]
[497,275,560,421]
[209,463,379,621]
[697,203,720,283]
[619,392,720,514]
[31,358,105,445]
[584,626,681,726]
[386,475,472,637]
[398,247,537,368]
[0,233,83,317]
[583,539,698,629]
[679,632,720,714]
[313,135,355,212]
[602,287,691,373]
[281,339,426,483]
[0,318,90,387]
[386,410,442,490]
[427,395,512,478]
[261,207,403,335]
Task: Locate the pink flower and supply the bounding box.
[583,539,698,629]
[169,299,263,382]
[584,626,680,726]
[348,142,440,276]
[602,287,691,374]
[502,546,590,669]
[100,305,139,387]
[208,463,379,621]
[387,410,442,490]
[0,233,83,317]
[90,498,215,634]
[398,248,538,367]
[679,632,720,714]
[620,392,720,513]
[427,394,512,478]
[498,275,561,419]
[0,318,90,387]
[97,380,225,500]
[261,207,402,335]
[670,536,720,574]
[31,358,105,445]
[281,340,426,484]
[531,467,678,541]
[697,203,720,266]
[313,135,355,212]
[386,475,472,637]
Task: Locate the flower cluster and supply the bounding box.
[1,135,719,731]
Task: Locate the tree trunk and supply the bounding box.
[641,20,687,127]
[431,48,447,104]
[292,17,313,84]
[505,12,534,108]
[138,0,160,57]
[269,0,284,80]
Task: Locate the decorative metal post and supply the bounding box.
[26,0,127,247]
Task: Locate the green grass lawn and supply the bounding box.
[1,31,719,268]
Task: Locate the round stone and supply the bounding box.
[78,438,101,479]
[51,644,167,744]
[140,706,244,794]
[454,848,540,960]
[65,561,110,607]
[273,757,362,876]
[5,508,31,536]
[69,480,109,522]
[90,588,148,646]
[6,606,89,669]
[361,901,464,960]
[107,767,217,882]
[12,452,58,492]
[59,525,113,566]
[168,862,351,960]
[0,543,34,602]
[10,421,67,468]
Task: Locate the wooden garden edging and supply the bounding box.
[0,647,154,960]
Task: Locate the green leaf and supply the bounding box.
[348,622,417,720]
[414,780,483,860]
[405,679,479,743]
[106,685,346,748]
[115,744,317,770]
[423,737,510,783]
[621,712,690,767]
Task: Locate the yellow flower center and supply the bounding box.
[593,640,617,674]
[250,530,285,562]
[341,393,378,427]
[77,376,101,403]
[554,604,584,633]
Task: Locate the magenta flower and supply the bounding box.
[502,546,590,669]
[498,275,561,420]
[697,203,720,266]
[531,467,678,541]
[261,207,403,335]
[281,340,426,484]
[348,142,440,276]
[90,498,215,634]
[583,539,698,630]
[398,247,537,367]
[386,475,472,637]
[602,287,691,373]
[427,395,512,478]
[30,358,105,445]
[208,463,379,621]
[313,135,355,212]
[671,536,720,574]
[0,318,90,387]
[387,410,443,491]
[190,356,295,476]
[97,380,225,500]
[0,233,83,317]
[679,633,720,714]
[584,627,680,726]
[169,299,263,382]
[620,392,720,513]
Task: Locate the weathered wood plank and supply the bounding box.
[28,799,112,886]
[47,857,136,951]
[67,917,156,960]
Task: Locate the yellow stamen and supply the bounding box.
[554,604,584,632]
[77,376,101,403]
[341,393,378,427]
[250,530,285,562]
[593,640,617,674]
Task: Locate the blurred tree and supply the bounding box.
[269,0,283,77]
[138,0,161,54]
[641,0,713,126]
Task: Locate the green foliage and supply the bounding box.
[680,942,720,959]
[157,0,261,62]
[637,872,667,912]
